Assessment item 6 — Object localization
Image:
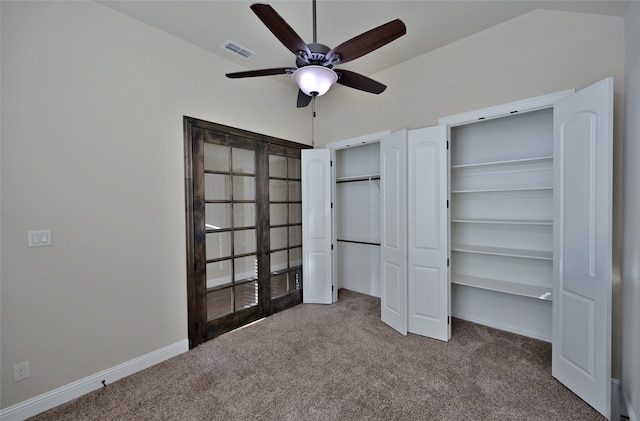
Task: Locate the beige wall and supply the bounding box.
[0,0,310,409]
[314,9,624,144]
[1,0,631,414]
[622,2,640,419]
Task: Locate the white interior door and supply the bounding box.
[552,77,613,418]
[301,149,333,304]
[380,130,408,335]
[407,126,450,341]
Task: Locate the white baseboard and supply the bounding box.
[0,339,188,421]
[613,378,622,421]
[621,384,638,421]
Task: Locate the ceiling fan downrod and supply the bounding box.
[312,0,317,44]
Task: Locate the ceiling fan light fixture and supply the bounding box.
[292,65,337,97]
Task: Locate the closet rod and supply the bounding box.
[336,176,381,184]
[337,239,381,246]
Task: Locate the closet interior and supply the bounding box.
[326,109,556,341]
[449,108,554,341]
[333,141,382,298]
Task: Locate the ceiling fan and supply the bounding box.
[225,1,407,108]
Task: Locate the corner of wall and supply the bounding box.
[621,1,640,420]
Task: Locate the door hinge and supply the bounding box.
[332,285,334,291]
[331,202,333,209]
[448,316,450,325]
[446,200,449,208]
[446,141,449,150]
[331,244,334,250]
[447,258,450,267]
[330,160,333,167]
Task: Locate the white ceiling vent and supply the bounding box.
[221,40,256,60]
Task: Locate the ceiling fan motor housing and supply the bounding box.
[296,43,338,68]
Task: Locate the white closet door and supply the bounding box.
[301,149,333,304]
[552,77,613,418]
[407,126,450,341]
[380,130,408,335]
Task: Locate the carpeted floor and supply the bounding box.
[29,289,604,420]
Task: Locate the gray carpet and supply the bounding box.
[30,289,604,420]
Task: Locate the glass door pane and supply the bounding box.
[269,154,303,299]
[288,158,303,295]
[204,144,258,321]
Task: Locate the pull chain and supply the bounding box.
[311,95,316,147]
[310,0,318,147]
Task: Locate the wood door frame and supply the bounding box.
[183,116,311,349]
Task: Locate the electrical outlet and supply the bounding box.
[13,361,30,382]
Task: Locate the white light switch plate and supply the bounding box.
[28,230,52,247]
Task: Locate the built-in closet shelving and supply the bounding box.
[449,108,554,337]
[334,141,381,297]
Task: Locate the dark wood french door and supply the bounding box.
[184,117,310,348]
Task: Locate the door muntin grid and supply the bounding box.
[204,143,258,321]
[269,154,302,299]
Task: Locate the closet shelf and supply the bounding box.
[451,244,552,260]
[451,218,552,226]
[451,186,552,194]
[336,174,381,183]
[451,156,553,170]
[452,273,552,301]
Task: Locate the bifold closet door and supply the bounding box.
[380,130,408,335]
[301,149,333,304]
[407,126,450,341]
[380,128,450,340]
[552,77,613,419]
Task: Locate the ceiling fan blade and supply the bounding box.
[250,3,311,57]
[226,67,295,78]
[326,19,406,65]
[335,69,387,94]
[297,90,312,108]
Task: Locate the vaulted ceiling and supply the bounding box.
[99,1,628,88]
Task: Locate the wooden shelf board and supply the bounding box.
[451,218,552,226]
[451,156,553,170]
[452,273,552,301]
[451,186,552,194]
[451,244,552,260]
